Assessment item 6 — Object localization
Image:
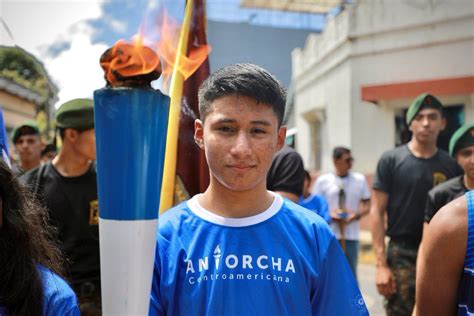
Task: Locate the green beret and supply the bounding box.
[11,121,40,143]
[56,98,94,130]
[449,123,474,156]
[406,93,443,125]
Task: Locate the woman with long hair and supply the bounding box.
[0,159,79,315]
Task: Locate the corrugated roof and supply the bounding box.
[207,0,327,31]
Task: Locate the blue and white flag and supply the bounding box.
[0,107,11,167]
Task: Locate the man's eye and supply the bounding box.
[218,126,234,133]
[251,128,266,134]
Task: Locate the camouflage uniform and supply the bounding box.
[385,240,418,316]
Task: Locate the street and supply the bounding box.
[359,263,385,315]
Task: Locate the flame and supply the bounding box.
[100,6,211,90]
[156,11,211,88]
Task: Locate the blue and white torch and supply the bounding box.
[94,42,169,315]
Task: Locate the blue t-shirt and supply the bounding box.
[150,193,368,315]
[0,265,79,316]
[299,194,331,224]
[458,190,474,315]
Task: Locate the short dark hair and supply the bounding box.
[333,147,351,159]
[198,63,286,126]
[303,169,310,181]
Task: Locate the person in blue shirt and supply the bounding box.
[0,159,79,315]
[299,169,331,223]
[150,63,368,315]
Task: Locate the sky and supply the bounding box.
[0,0,325,108]
[1,0,181,107]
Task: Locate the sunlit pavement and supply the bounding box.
[358,263,385,316]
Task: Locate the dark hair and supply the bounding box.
[333,147,351,159]
[198,63,286,126]
[0,160,65,315]
[303,170,310,181]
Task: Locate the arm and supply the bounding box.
[370,189,396,298]
[347,199,370,223]
[415,196,467,315]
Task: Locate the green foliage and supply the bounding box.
[0,46,56,98]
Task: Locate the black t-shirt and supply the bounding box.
[425,175,467,223]
[267,146,305,196]
[373,145,461,244]
[21,162,99,286]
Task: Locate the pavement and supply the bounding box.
[358,263,385,315]
[358,230,385,315]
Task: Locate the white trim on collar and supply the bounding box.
[187,191,283,227]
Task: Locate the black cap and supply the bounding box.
[11,121,40,143]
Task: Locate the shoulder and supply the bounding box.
[436,148,453,160]
[429,195,467,244]
[280,199,334,236]
[20,165,42,184]
[429,176,461,195]
[38,265,80,315]
[316,172,334,183]
[158,200,194,237]
[349,172,367,182]
[380,145,409,161]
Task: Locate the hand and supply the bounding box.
[329,209,347,222]
[345,213,360,223]
[376,265,397,298]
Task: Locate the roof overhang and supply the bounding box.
[240,0,343,14]
[361,76,474,104]
[0,77,44,105]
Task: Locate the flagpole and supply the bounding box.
[160,0,194,212]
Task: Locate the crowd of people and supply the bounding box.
[1,62,472,315]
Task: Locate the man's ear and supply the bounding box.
[276,126,287,151]
[64,128,78,142]
[440,117,447,131]
[194,119,205,150]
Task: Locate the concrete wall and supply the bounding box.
[292,0,474,174]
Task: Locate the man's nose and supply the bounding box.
[231,132,252,157]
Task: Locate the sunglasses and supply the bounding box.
[344,157,354,163]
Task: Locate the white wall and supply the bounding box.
[292,0,474,174]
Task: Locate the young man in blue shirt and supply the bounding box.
[150,63,368,315]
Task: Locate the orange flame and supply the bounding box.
[99,8,211,89]
[100,38,161,87]
[156,12,211,89]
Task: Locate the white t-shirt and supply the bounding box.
[312,172,371,240]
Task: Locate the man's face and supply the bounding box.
[194,94,286,193]
[14,134,42,164]
[409,108,445,143]
[334,152,353,175]
[456,145,474,180]
[74,129,96,161]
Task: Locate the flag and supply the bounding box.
[176,0,210,199]
[0,107,11,167]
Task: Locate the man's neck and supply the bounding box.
[464,175,474,190]
[199,182,274,218]
[408,139,438,158]
[20,159,41,172]
[52,151,92,177]
[335,170,348,177]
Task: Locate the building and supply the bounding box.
[0,46,57,141]
[292,0,474,174]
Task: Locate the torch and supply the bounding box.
[94,41,169,315]
[337,187,348,253]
